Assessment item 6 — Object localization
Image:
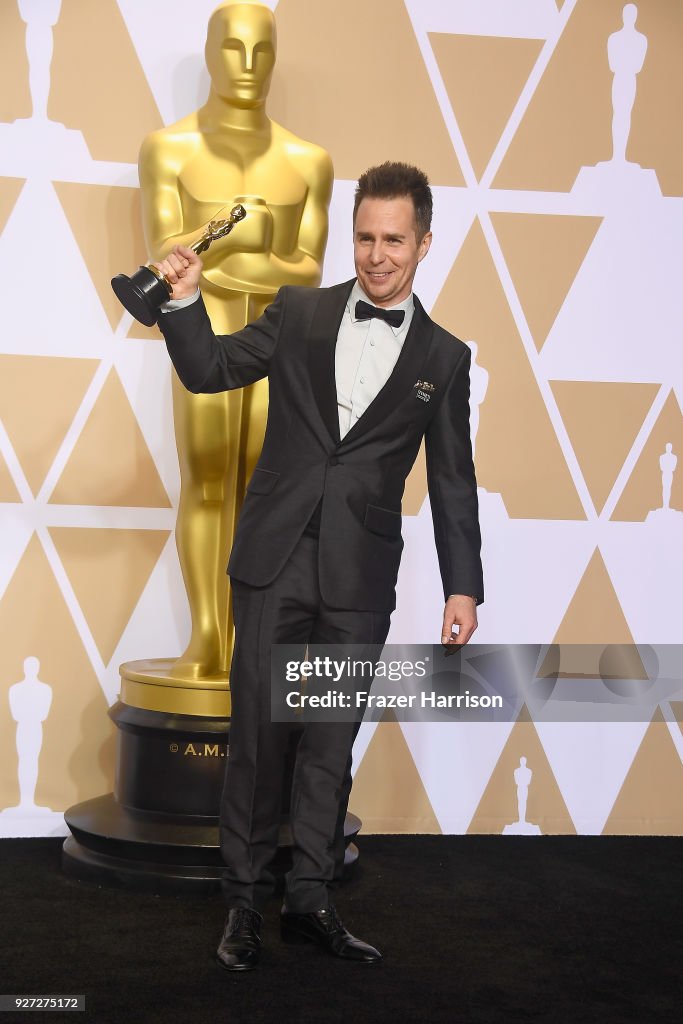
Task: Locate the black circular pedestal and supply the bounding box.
[63,702,360,895]
[111,267,169,327]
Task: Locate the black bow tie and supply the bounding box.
[354,299,405,328]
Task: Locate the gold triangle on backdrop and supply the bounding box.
[547,548,647,678]
[553,548,635,644]
[49,527,170,664]
[54,183,157,333]
[551,381,660,513]
[0,535,115,811]
[430,220,584,519]
[0,178,25,236]
[49,368,171,508]
[430,33,544,180]
[350,713,441,833]
[612,390,683,521]
[126,318,164,342]
[493,0,683,195]
[0,355,99,496]
[0,449,20,502]
[0,5,31,121]
[670,702,683,738]
[491,213,602,352]
[603,708,683,834]
[268,0,464,184]
[48,0,163,164]
[468,705,575,834]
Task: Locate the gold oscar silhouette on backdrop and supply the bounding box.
[120,2,333,716]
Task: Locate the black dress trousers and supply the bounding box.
[219,533,392,913]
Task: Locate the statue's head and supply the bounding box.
[623,3,638,27]
[206,2,276,106]
[23,656,40,679]
[665,442,673,453]
[18,0,62,26]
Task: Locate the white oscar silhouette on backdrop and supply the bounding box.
[647,442,683,522]
[465,340,507,518]
[0,0,90,171]
[503,756,542,835]
[573,4,660,198]
[21,0,62,124]
[466,341,489,461]
[608,3,647,163]
[0,657,64,837]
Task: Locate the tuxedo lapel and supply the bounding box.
[307,280,354,445]
[339,294,434,448]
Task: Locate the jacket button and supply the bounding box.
[328,456,340,467]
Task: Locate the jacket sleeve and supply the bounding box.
[425,344,484,605]
[157,287,286,394]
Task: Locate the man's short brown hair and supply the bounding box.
[353,162,433,239]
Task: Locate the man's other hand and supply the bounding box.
[151,245,203,301]
[441,595,477,648]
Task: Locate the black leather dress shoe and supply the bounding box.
[216,908,262,971]
[280,904,382,962]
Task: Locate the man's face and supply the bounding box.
[353,197,431,307]
[206,4,276,107]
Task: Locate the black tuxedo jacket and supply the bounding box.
[159,278,484,612]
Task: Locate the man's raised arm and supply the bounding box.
[155,245,283,395]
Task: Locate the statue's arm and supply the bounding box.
[637,35,648,71]
[228,144,334,291]
[138,133,199,259]
[289,145,335,274]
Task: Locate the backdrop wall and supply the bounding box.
[1,0,682,839]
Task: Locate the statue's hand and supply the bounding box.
[151,245,203,301]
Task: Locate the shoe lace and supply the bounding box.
[228,908,261,935]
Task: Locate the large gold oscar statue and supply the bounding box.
[64,2,346,892]
[120,2,333,717]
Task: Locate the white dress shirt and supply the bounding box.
[335,282,414,438]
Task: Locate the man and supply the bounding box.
[155,162,484,970]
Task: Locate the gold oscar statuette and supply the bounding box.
[111,204,247,326]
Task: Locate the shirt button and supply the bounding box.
[370,340,375,347]
[360,377,365,384]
